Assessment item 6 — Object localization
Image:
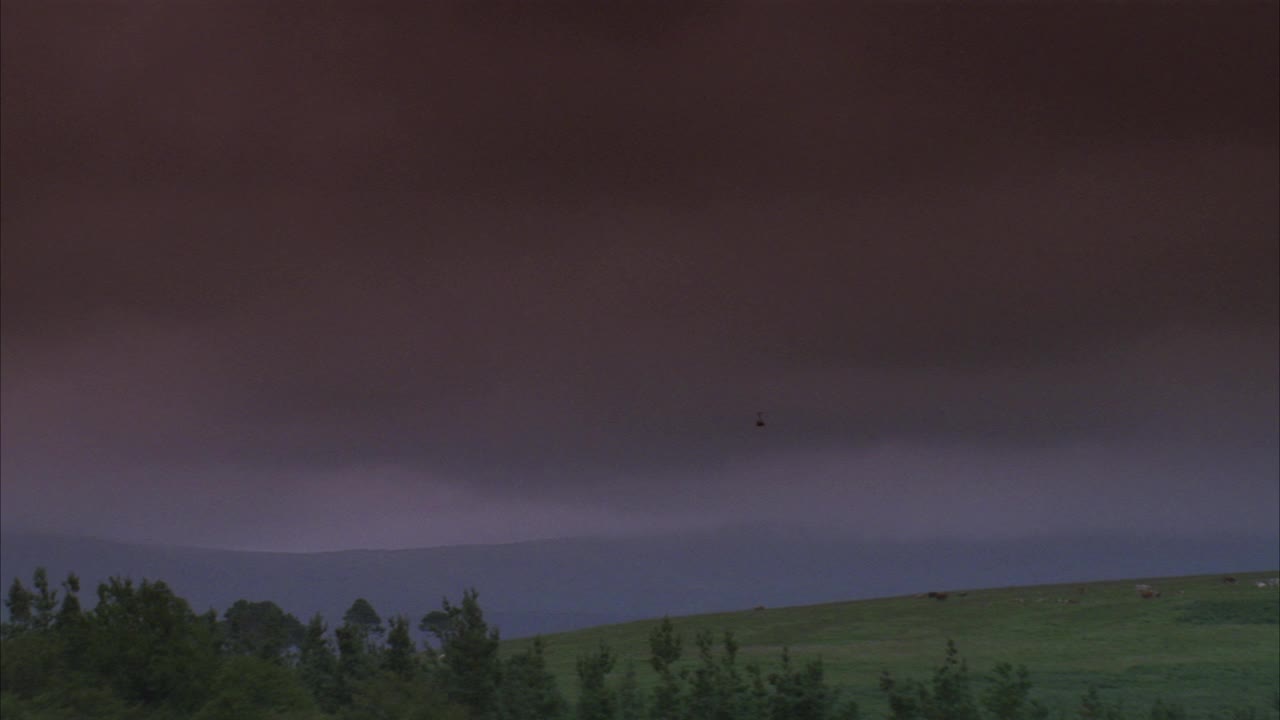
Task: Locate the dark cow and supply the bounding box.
[1223,576,1238,585]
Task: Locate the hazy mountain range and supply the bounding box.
[2,528,1276,639]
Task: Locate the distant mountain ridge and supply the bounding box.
[2,528,1276,638]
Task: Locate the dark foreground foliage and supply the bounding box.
[1,568,1274,719]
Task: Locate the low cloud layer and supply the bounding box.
[2,2,1276,550]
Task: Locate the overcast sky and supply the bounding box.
[2,2,1277,552]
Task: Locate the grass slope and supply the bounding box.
[503,570,1280,716]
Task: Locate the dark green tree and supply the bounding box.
[687,629,751,720]
[343,671,470,720]
[648,616,684,720]
[499,636,565,720]
[1,682,142,719]
[86,576,220,713]
[343,597,384,647]
[575,642,617,720]
[0,624,64,701]
[880,643,979,720]
[335,622,378,706]
[718,631,749,718]
[922,640,979,720]
[53,573,90,674]
[880,668,923,720]
[54,574,83,629]
[424,588,501,719]
[745,662,773,719]
[767,648,835,720]
[688,629,720,720]
[649,616,683,674]
[296,613,340,713]
[383,614,416,680]
[331,598,387,706]
[616,661,646,720]
[0,572,88,703]
[29,569,58,632]
[193,654,317,720]
[983,662,1048,720]
[221,599,304,663]
[4,577,34,635]
[420,609,452,644]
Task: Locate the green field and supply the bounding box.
[503,571,1280,716]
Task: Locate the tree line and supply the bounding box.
[1,568,1274,720]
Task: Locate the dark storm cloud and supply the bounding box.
[5,2,1276,198]
[2,2,1277,548]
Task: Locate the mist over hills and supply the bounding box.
[2,527,1276,639]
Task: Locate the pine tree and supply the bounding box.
[687,629,749,720]
[879,668,924,720]
[575,642,617,720]
[649,616,684,720]
[4,576,34,634]
[983,662,1048,720]
[688,630,720,720]
[335,621,378,705]
[342,597,385,652]
[498,636,565,720]
[54,573,82,628]
[30,568,58,631]
[922,640,979,720]
[297,613,340,713]
[383,614,416,680]
[745,663,772,720]
[616,661,646,720]
[427,588,501,719]
[767,648,835,720]
[54,573,89,672]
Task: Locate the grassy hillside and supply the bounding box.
[503,570,1280,717]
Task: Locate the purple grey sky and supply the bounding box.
[2,2,1277,552]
